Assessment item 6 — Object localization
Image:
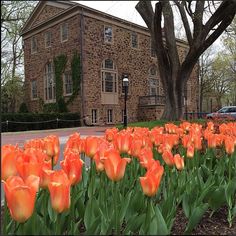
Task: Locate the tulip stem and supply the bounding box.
[113,181,120,235]
[3,197,8,235]
[51,156,54,170]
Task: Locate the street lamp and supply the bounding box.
[123,75,129,128]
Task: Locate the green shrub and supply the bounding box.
[18,102,29,113]
[1,112,81,132]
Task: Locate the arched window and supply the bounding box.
[148,66,160,96]
[44,62,55,101]
[101,59,117,93]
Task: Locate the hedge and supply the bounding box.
[1,113,81,132]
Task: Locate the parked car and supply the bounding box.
[206,106,236,120]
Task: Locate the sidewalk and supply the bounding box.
[1,126,110,146]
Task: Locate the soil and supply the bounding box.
[171,206,236,235]
[1,206,235,235]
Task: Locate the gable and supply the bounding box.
[31,4,65,28]
[21,1,75,34]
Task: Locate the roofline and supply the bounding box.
[21,1,189,46]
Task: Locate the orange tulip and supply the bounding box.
[3,175,39,223]
[44,135,60,165]
[105,127,119,142]
[129,138,143,157]
[187,145,194,158]
[162,150,175,166]
[84,136,100,158]
[64,132,83,155]
[138,147,154,169]
[173,154,184,170]
[113,131,132,154]
[40,168,54,189]
[225,136,235,155]
[1,145,21,181]
[48,170,71,213]
[16,149,44,180]
[24,138,45,151]
[193,135,202,150]
[140,162,164,197]
[61,151,84,185]
[103,149,130,181]
[93,141,110,172]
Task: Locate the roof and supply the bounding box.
[20,0,188,46]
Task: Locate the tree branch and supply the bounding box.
[174,0,193,45]
[162,1,180,75]
[135,1,154,31]
[193,0,205,39]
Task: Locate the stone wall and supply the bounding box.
[23,4,199,124]
[31,5,64,28]
[23,14,82,113]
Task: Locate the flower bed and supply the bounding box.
[1,121,236,235]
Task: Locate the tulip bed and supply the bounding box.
[1,121,236,235]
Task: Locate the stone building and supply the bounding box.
[21,1,199,125]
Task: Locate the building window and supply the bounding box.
[45,31,52,48]
[31,36,37,54]
[121,109,129,123]
[149,66,160,95]
[151,39,156,57]
[63,71,73,95]
[104,26,113,43]
[92,109,98,124]
[101,59,117,93]
[31,80,37,99]
[107,109,113,123]
[61,23,68,42]
[44,62,55,102]
[131,32,138,48]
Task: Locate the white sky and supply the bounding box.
[77,1,146,26]
[75,1,224,51]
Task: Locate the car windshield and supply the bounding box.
[218,107,228,113]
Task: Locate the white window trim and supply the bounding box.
[104,25,113,44]
[149,66,160,96]
[91,109,99,124]
[101,59,118,94]
[107,109,113,124]
[44,63,56,103]
[131,32,139,49]
[31,80,38,100]
[63,72,73,96]
[60,23,68,43]
[121,109,128,123]
[31,37,37,54]
[45,31,51,48]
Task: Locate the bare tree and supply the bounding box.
[1,1,36,112]
[136,0,236,120]
[199,47,215,113]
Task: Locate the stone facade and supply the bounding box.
[22,1,199,125]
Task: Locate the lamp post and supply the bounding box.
[123,75,129,128]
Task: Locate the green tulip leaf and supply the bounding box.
[47,198,57,223]
[119,190,132,222]
[184,203,209,234]
[208,186,226,211]
[154,205,169,235]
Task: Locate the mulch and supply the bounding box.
[171,206,236,235]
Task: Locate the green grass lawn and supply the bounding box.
[116,119,207,130]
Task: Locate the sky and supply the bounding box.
[75,1,224,51]
[77,1,146,27]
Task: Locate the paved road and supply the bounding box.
[1,126,110,203]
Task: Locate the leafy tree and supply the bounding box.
[136,0,236,120]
